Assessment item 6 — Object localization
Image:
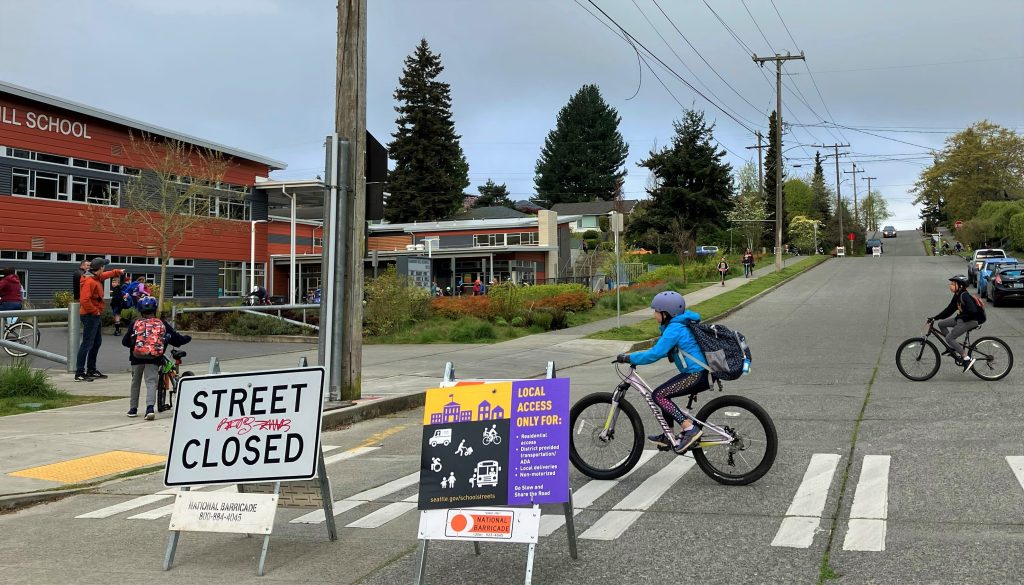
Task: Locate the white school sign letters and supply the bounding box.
[165,367,325,486]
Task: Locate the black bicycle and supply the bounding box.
[895,321,1013,381]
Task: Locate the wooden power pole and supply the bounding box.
[745,130,766,199]
[813,143,850,253]
[753,51,805,272]
[335,0,367,400]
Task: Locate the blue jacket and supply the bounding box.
[628,310,706,374]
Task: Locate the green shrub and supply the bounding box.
[0,361,64,399]
[510,316,526,327]
[416,328,443,344]
[518,283,589,302]
[449,317,497,342]
[489,282,524,322]
[364,266,432,336]
[529,310,553,330]
[581,230,601,240]
[52,290,73,309]
[599,241,614,251]
[494,316,508,327]
[226,313,303,336]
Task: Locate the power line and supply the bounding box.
[741,0,775,54]
[810,55,1024,74]
[700,0,755,56]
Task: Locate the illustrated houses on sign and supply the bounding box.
[430,395,474,425]
[477,400,505,421]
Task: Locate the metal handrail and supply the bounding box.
[171,303,320,329]
[0,303,80,372]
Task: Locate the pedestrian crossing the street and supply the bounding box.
[72,449,1024,550]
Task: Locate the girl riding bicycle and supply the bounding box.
[616,291,708,454]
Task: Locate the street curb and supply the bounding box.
[179,331,317,344]
[626,257,832,352]
[0,487,87,512]
[321,392,427,430]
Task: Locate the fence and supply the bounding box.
[170,303,321,331]
[0,304,80,372]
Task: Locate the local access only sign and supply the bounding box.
[165,367,325,486]
[417,378,569,510]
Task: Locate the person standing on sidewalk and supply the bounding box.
[121,297,191,420]
[109,277,125,336]
[742,249,754,278]
[75,258,124,382]
[0,268,23,311]
[717,256,730,286]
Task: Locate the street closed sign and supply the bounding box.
[165,367,325,486]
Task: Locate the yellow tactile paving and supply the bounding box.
[8,450,166,484]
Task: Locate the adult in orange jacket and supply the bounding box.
[75,257,125,382]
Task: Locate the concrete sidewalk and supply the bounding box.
[0,257,807,504]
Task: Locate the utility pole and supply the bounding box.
[334,0,366,401]
[754,51,805,272]
[863,176,877,232]
[745,130,766,198]
[812,143,849,254]
[844,163,864,228]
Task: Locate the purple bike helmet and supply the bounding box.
[650,291,686,317]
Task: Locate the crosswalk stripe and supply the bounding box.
[324,446,380,465]
[76,489,177,519]
[290,471,420,524]
[1007,456,1024,492]
[128,486,237,520]
[842,455,890,551]
[538,450,659,537]
[346,495,418,528]
[580,456,695,540]
[771,453,841,548]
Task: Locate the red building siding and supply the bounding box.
[267,220,321,256]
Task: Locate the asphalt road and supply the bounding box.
[3,229,1023,584]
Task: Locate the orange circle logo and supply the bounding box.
[449,513,469,532]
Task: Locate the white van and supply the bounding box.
[428,428,452,447]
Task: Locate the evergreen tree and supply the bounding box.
[764,110,787,234]
[810,151,833,221]
[385,39,469,223]
[626,109,733,243]
[534,84,628,206]
[473,179,514,208]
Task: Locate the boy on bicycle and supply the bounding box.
[121,297,191,420]
[929,275,985,372]
[615,291,707,454]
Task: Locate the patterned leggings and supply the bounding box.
[652,371,710,425]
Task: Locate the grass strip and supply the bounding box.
[0,395,120,417]
[586,255,830,341]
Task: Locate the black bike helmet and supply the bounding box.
[948,275,968,287]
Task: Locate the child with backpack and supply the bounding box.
[614,291,709,454]
[121,296,191,420]
[930,275,986,372]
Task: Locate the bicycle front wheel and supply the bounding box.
[3,323,39,357]
[970,337,1013,381]
[692,395,777,486]
[895,338,940,381]
[569,392,644,480]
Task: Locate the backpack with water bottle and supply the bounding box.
[678,321,752,381]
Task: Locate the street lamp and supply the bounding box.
[250,219,268,296]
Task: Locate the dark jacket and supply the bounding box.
[110,283,125,309]
[934,289,986,324]
[121,317,191,365]
[72,268,86,300]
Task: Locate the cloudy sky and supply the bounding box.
[3,0,1022,229]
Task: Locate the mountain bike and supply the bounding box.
[569,364,778,485]
[156,348,194,412]
[896,321,1013,381]
[2,315,40,358]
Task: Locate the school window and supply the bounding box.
[109,255,160,266]
[217,197,249,220]
[0,250,28,260]
[172,274,194,298]
[246,262,266,289]
[5,147,131,174]
[11,167,119,206]
[169,258,195,267]
[218,261,244,297]
[127,273,157,287]
[31,252,50,261]
[56,253,73,262]
[473,233,505,247]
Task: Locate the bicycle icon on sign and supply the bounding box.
[482,425,502,446]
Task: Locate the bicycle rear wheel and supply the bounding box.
[895,337,940,381]
[569,392,644,480]
[970,337,1013,381]
[692,395,777,486]
[3,322,39,357]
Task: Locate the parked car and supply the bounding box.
[977,258,1019,296]
[695,245,719,256]
[882,226,897,238]
[968,249,1006,285]
[988,265,1024,306]
[865,239,883,254]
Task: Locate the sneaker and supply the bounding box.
[144,406,155,421]
[647,433,672,451]
[962,357,977,373]
[74,373,94,382]
[87,370,108,379]
[673,425,703,455]
[127,408,138,418]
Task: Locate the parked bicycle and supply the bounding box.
[895,321,1013,381]
[156,348,194,412]
[2,315,40,358]
[569,363,778,485]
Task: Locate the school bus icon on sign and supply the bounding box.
[471,460,501,488]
